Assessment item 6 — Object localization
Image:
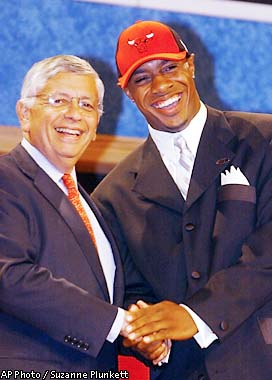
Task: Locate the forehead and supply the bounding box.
[132,59,179,75]
[41,72,97,98]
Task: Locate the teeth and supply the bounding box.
[56,128,81,136]
[153,94,181,109]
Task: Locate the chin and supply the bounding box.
[163,125,187,133]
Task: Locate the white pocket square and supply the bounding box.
[221,166,250,186]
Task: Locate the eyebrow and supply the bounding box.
[50,91,92,99]
[132,60,175,76]
[132,68,147,76]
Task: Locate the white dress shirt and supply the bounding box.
[148,102,206,198]
[149,102,218,349]
[21,138,124,342]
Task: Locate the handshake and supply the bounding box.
[120,300,198,365]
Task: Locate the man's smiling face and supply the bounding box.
[17,71,99,172]
[125,55,200,133]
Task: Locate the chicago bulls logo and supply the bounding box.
[127,32,154,53]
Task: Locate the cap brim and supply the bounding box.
[118,51,187,89]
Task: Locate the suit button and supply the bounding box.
[191,271,201,279]
[198,375,207,380]
[71,337,79,345]
[82,342,90,351]
[220,320,229,331]
[185,223,195,231]
[64,335,72,343]
[77,340,84,348]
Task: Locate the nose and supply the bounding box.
[151,74,173,94]
[64,98,82,120]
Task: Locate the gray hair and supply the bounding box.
[20,55,104,116]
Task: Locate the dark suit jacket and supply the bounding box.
[93,107,272,380]
[0,144,124,373]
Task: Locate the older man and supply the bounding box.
[0,54,157,374]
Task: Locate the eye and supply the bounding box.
[161,63,178,73]
[79,100,94,111]
[48,97,68,106]
[132,75,151,86]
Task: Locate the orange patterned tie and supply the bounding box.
[62,173,97,249]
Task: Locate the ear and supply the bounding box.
[123,88,135,103]
[187,54,196,78]
[91,131,97,142]
[16,100,31,132]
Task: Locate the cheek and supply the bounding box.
[127,85,146,101]
[88,113,99,128]
[133,92,150,112]
[30,111,54,130]
[32,116,58,145]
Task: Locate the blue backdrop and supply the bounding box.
[1,0,271,137]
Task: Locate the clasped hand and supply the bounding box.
[121,300,198,365]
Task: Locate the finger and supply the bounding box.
[126,303,155,322]
[134,339,162,353]
[152,347,169,366]
[129,304,139,312]
[127,319,166,340]
[123,338,133,348]
[165,338,172,350]
[143,330,167,344]
[123,336,142,348]
[149,342,167,359]
[126,308,144,323]
[136,300,149,309]
[126,306,165,334]
[134,340,167,361]
[152,338,171,365]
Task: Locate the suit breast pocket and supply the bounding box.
[211,185,256,269]
[217,184,256,203]
[214,184,256,238]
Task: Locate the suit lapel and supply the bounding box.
[36,171,111,302]
[80,185,124,306]
[132,136,184,213]
[12,145,111,302]
[185,107,236,210]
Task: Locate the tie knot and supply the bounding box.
[174,137,194,160]
[174,136,187,150]
[62,173,77,191]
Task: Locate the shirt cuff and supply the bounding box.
[181,304,218,348]
[106,307,125,343]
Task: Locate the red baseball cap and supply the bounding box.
[116,20,189,88]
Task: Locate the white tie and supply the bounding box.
[174,136,194,199]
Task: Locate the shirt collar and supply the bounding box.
[21,138,77,186]
[148,101,207,159]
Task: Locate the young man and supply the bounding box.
[93,21,272,380]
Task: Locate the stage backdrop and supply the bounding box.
[1,0,271,138]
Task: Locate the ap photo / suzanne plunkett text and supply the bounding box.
[0,370,130,379]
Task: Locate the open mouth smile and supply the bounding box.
[152,94,182,110]
[55,127,82,136]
